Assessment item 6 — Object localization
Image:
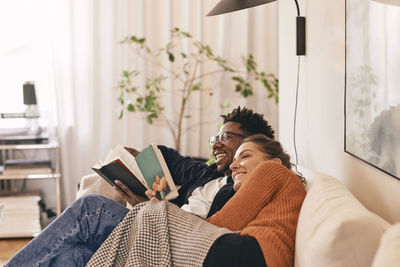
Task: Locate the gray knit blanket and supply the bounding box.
[86,201,232,267]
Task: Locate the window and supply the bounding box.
[0,1,50,113]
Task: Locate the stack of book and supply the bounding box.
[2,159,52,176]
[0,194,41,238]
[0,203,4,225]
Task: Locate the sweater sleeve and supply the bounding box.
[207,161,290,230]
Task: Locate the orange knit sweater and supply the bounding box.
[207,161,306,267]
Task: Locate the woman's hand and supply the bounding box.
[114,180,147,207]
[145,189,168,202]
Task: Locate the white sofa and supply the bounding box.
[293,171,398,267]
[78,171,399,267]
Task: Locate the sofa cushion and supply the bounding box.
[371,223,400,267]
[294,174,390,267]
[77,173,127,206]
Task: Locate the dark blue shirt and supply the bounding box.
[158,145,235,217]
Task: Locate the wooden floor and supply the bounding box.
[0,238,31,265]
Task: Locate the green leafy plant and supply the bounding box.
[116,27,278,153]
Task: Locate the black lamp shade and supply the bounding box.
[23,82,37,105]
[207,0,277,16]
[207,0,306,55]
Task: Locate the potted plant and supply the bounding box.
[116,28,278,153]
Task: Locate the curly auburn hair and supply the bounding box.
[221,106,275,139]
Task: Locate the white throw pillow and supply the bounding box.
[371,223,400,267]
[294,174,390,267]
[77,173,127,206]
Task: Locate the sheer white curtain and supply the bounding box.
[47,0,278,207]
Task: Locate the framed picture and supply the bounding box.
[345,0,400,180]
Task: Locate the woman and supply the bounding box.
[204,134,307,267]
[6,135,306,267]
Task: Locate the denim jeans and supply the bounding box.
[5,194,129,267]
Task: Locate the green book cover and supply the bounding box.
[135,144,172,199]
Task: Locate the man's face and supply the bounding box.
[212,122,247,175]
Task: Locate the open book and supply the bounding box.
[92,144,178,200]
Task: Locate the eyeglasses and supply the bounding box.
[209,131,247,147]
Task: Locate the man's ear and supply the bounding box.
[270,158,282,164]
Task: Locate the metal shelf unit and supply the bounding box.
[0,142,61,215]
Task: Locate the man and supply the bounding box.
[115,106,275,218]
[6,106,275,266]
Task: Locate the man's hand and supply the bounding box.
[114,180,147,207]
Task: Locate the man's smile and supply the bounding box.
[214,151,227,163]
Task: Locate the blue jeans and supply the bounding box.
[5,194,129,267]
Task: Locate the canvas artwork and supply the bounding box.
[345,0,400,180]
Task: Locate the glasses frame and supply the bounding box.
[209,131,247,147]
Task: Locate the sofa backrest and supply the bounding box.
[294,174,390,267]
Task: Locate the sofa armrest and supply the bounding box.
[77,173,127,206]
[372,223,400,267]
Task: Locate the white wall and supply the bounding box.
[278,0,400,223]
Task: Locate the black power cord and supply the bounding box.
[293,0,304,177]
[293,56,300,167]
[291,56,305,183]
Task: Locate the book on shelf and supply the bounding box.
[92,144,178,200]
[2,159,52,175]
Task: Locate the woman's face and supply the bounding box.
[230,142,271,191]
